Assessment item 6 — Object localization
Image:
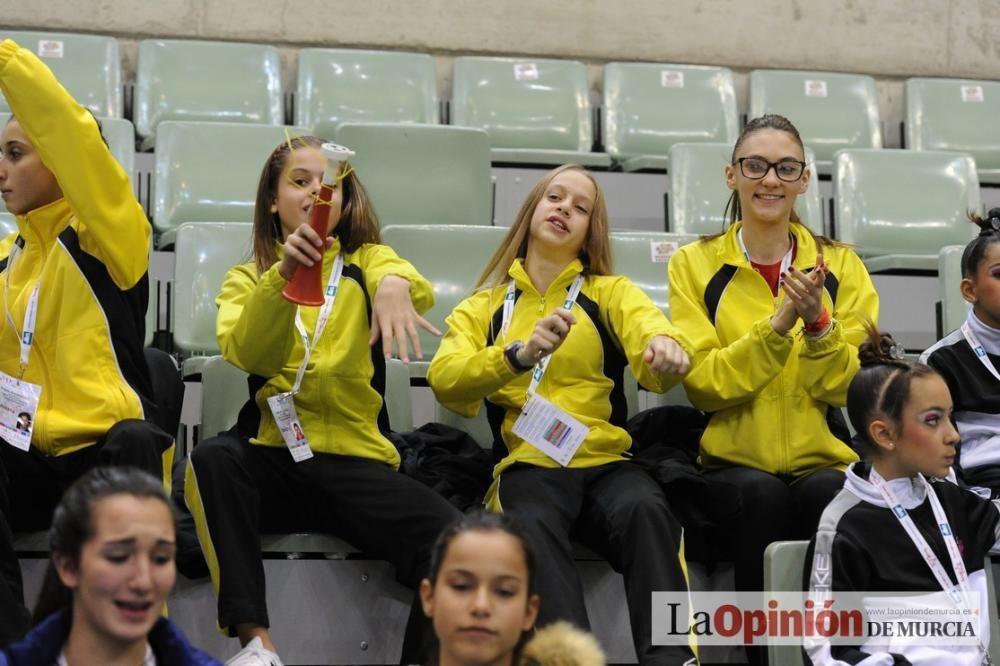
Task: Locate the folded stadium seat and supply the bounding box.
[763,541,809,665]
[134,39,283,150]
[0,113,136,212]
[296,48,439,140]
[451,56,611,167]
[666,142,824,235]
[0,212,15,238]
[2,30,121,118]
[145,271,156,349]
[152,121,308,247]
[749,69,882,175]
[334,123,493,228]
[380,224,507,380]
[906,78,1000,184]
[832,149,980,273]
[603,62,738,172]
[171,222,253,376]
[936,245,969,337]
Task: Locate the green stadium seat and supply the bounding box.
[749,70,881,173]
[832,149,979,272]
[451,56,611,167]
[938,244,968,336]
[603,63,738,172]
[666,143,823,235]
[764,540,809,665]
[171,222,253,374]
[3,31,121,117]
[380,225,507,371]
[296,48,438,140]
[152,122,308,245]
[0,212,15,238]
[610,231,699,315]
[906,78,1000,184]
[334,123,493,228]
[135,39,283,149]
[145,272,156,349]
[199,354,412,445]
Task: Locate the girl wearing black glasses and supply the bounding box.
[667,114,879,664]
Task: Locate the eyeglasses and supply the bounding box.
[734,157,806,182]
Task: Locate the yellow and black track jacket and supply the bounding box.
[217,240,433,467]
[668,222,879,476]
[0,39,153,456]
[428,258,692,486]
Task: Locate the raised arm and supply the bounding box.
[0,39,148,289]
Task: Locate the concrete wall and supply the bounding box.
[5,0,1000,146]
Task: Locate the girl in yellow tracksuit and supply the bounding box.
[667,114,878,663]
[184,135,459,664]
[0,39,172,645]
[429,164,697,666]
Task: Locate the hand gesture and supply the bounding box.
[369,275,442,363]
[516,308,576,366]
[278,223,334,282]
[643,335,691,375]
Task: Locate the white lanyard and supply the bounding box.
[501,274,584,395]
[737,228,793,295]
[870,468,971,608]
[961,321,1000,383]
[290,253,344,394]
[2,243,40,376]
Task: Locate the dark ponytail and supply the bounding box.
[960,207,1000,279]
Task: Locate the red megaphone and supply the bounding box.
[282,142,355,306]
[282,182,334,306]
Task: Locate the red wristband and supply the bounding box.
[804,307,831,335]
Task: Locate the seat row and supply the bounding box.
[144,220,971,375]
[5,30,1000,180]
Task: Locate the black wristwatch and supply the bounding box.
[505,342,533,373]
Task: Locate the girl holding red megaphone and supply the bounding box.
[185,135,459,665]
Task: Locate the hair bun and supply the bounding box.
[858,332,906,368]
[977,208,1000,236]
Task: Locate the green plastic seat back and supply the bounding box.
[153,122,308,234]
[764,540,809,665]
[334,123,492,228]
[603,63,738,161]
[833,149,980,256]
[906,78,1000,173]
[171,222,253,357]
[296,48,438,140]
[452,56,592,152]
[199,355,248,444]
[939,244,970,334]
[3,31,121,117]
[381,225,508,358]
[135,39,283,145]
[749,70,881,166]
[667,143,823,235]
[609,232,700,316]
[0,212,16,238]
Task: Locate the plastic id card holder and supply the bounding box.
[266,392,314,462]
[0,371,41,451]
[511,393,587,467]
